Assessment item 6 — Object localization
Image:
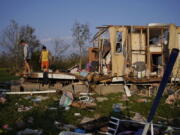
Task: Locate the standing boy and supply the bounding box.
[20,40,31,74]
[40,46,50,85]
[40,46,50,72]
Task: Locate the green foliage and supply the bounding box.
[0,20,90,72]
[51,53,88,71]
[31,50,41,71]
[0,68,19,82]
[72,21,91,69]
[0,92,180,134]
[0,20,41,70]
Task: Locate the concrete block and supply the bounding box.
[94,84,124,95]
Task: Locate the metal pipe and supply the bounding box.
[147,48,179,122]
[142,48,179,135]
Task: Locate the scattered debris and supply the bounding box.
[124,85,131,97]
[69,65,79,74]
[52,96,59,101]
[106,116,120,135]
[96,97,108,102]
[0,97,6,104]
[2,124,12,130]
[112,103,121,112]
[23,95,32,100]
[165,89,180,104]
[80,117,95,124]
[59,131,92,135]
[32,95,49,102]
[32,97,42,102]
[65,106,70,110]
[165,94,176,104]
[48,107,58,110]
[164,126,174,134]
[3,90,56,95]
[80,70,89,77]
[54,121,76,130]
[79,92,95,96]
[0,88,9,92]
[74,113,81,117]
[2,124,8,129]
[79,95,94,103]
[17,105,33,112]
[136,98,148,103]
[79,96,90,102]
[94,113,101,119]
[99,126,108,133]
[17,128,43,135]
[132,113,145,122]
[119,94,129,101]
[71,101,96,109]
[59,91,73,107]
[74,128,86,133]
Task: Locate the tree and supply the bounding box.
[72,21,90,70]
[0,20,41,71]
[0,20,20,69]
[53,38,69,60]
[19,24,41,50]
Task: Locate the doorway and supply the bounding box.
[151,54,162,73]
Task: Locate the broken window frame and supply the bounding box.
[115,31,123,54]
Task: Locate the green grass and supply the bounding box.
[0,68,19,82]
[0,67,179,134]
[0,92,180,134]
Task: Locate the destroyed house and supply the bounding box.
[91,24,180,82]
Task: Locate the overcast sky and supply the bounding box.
[0,0,180,52]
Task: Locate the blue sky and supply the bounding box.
[0,0,180,52]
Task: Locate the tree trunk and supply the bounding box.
[79,46,82,70]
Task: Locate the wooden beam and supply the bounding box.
[147,26,151,73]
[3,90,57,95]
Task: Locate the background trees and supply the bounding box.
[0,20,91,73]
[72,21,90,70]
[0,20,41,72]
[53,39,69,61]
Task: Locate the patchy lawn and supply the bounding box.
[0,68,19,82]
[0,68,180,134]
[0,92,180,135]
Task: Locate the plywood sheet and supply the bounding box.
[131,33,146,50]
[132,53,145,64]
[149,46,162,52]
[109,27,126,76]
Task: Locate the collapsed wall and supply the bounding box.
[91,24,180,83]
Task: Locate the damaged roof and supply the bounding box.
[92,23,179,41]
